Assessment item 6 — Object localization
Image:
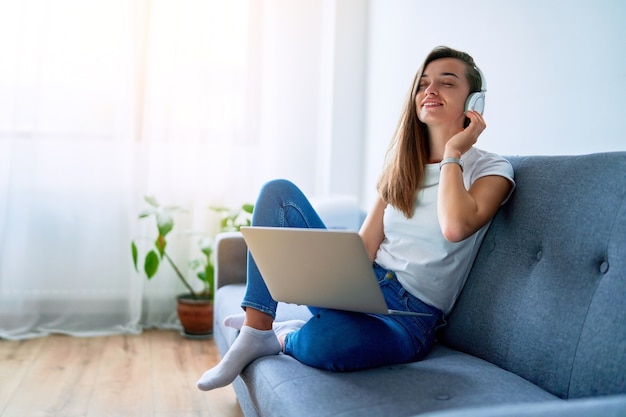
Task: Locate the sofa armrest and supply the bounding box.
[214,231,247,289]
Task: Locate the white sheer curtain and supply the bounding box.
[0,0,265,339]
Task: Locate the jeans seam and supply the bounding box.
[281,201,319,228]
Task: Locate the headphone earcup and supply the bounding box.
[465,92,485,115]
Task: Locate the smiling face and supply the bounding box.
[415,58,471,129]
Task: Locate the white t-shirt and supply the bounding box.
[374,147,515,315]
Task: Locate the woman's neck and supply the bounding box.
[426,123,464,162]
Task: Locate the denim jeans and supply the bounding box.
[242,179,443,372]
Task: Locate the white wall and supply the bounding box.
[254,1,324,195]
[249,0,365,201]
[250,0,369,201]
[362,0,626,206]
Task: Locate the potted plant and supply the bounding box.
[131,196,253,336]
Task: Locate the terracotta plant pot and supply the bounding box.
[176,294,214,336]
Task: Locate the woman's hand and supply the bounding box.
[444,111,486,158]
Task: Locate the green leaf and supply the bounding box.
[242,203,254,214]
[155,235,166,256]
[156,209,174,237]
[198,237,213,255]
[201,246,213,257]
[207,263,215,296]
[144,250,160,278]
[131,241,139,272]
[188,258,203,270]
[163,205,182,212]
[209,206,229,213]
[138,208,156,218]
[145,196,159,207]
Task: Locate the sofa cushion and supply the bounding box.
[441,153,626,399]
[239,345,556,417]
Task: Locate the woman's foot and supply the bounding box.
[223,313,246,329]
[196,325,280,391]
[273,319,306,342]
[223,313,305,350]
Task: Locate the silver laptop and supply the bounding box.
[240,226,430,316]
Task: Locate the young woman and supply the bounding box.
[197,46,514,390]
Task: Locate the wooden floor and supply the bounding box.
[0,329,244,417]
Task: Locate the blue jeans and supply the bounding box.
[242,179,443,372]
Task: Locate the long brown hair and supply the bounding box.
[376,46,483,218]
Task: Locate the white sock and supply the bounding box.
[273,319,306,340]
[196,326,280,391]
[223,313,246,330]
[224,314,306,339]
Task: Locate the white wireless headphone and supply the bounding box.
[465,67,487,115]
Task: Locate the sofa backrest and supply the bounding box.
[441,152,626,400]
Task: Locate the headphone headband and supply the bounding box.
[475,66,487,92]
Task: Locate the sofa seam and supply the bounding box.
[565,187,625,398]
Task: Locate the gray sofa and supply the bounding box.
[212,152,626,417]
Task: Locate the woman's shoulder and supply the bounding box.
[463,146,507,163]
[464,147,514,179]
